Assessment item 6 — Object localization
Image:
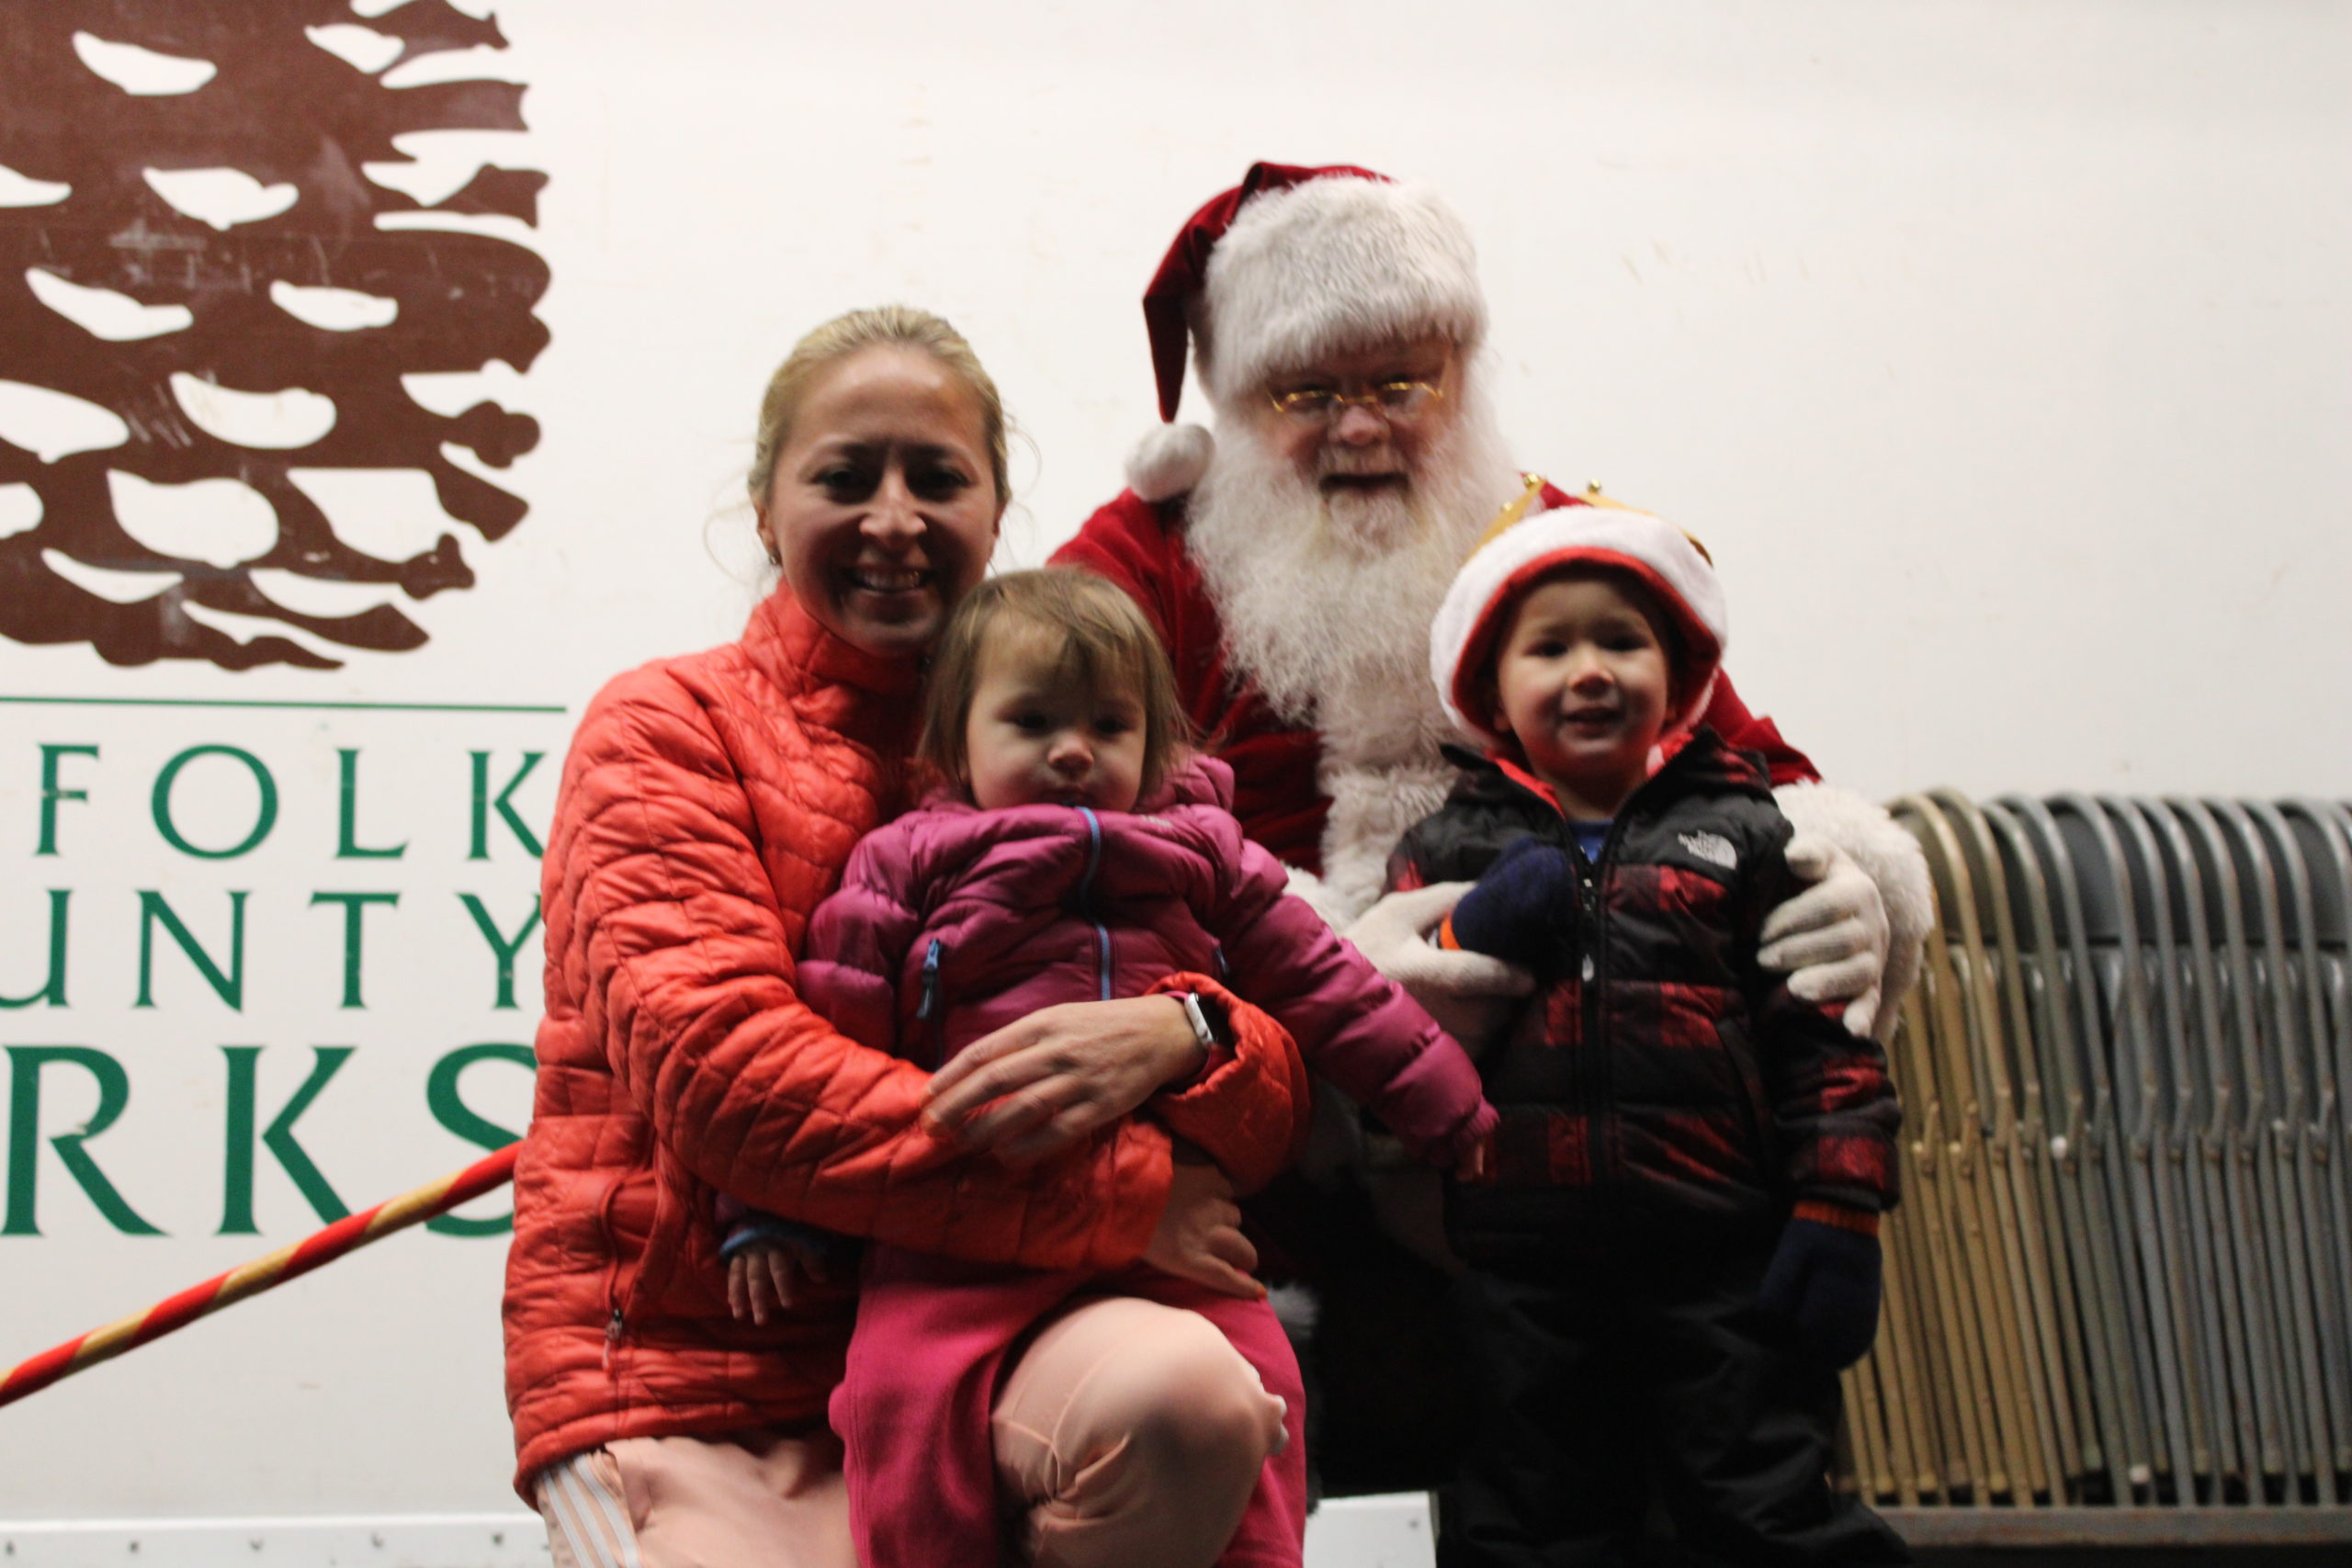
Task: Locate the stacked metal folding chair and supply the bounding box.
[1832,793,2352,1544]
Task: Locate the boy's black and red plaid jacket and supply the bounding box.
[1387,728,1900,1258]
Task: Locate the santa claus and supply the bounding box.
[1051,161,1930,1496]
[1056,162,1928,1032]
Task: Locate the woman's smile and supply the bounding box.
[846,565,931,593]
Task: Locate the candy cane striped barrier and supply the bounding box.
[0,1142,519,1410]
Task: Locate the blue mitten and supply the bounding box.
[1756,1212,1883,1370]
[1447,837,1577,976]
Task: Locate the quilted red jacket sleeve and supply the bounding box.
[554,674,1168,1270]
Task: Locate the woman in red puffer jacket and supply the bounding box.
[504,306,1312,1568]
[717,569,1492,1568]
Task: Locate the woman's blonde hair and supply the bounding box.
[746,304,1010,507]
[919,570,1193,798]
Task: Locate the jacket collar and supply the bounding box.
[741,588,925,754]
[1449,726,1772,821]
[913,751,1238,817]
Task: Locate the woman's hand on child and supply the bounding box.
[725,1235,836,1325]
[1144,1149,1264,1300]
[1758,837,1891,1037]
[922,996,1208,1165]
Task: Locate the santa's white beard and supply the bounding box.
[1186,384,1520,759]
[1185,382,1521,921]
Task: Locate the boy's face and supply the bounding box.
[963,623,1148,814]
[1491,572,1674,818]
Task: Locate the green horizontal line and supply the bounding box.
[0,695,567,715]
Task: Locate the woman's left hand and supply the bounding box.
[922,995,1206,1165]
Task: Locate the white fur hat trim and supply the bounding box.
[1429,502,1729,745]
[1198,176,1485,411]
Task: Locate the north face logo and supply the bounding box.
[1679,830,1737,871]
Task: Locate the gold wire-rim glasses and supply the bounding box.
[1266,379,1444,423]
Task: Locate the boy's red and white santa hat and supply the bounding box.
[1430,497,1730,749]
[1126,161,1487,502]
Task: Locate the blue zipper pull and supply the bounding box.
[1078,807,1103,892]
[916,938,943,1021]
[1077,808,1114,1000]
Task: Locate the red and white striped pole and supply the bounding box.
[0,1142,518,1411]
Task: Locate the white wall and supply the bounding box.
[496,0,2352,798]
[2,0,2346,1526]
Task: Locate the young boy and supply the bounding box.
[1392,500,1909,1565]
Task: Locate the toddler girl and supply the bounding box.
[727,568,1495,1568]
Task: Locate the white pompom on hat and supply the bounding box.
[1430,499,1729,749]
[1125,421,1216,503]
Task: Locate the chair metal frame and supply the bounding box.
[1984,798,2120,1499]
[1917,797,2031,1497]
[1921,790,2075,1501]
[2242,801,2352,1480]
[2169,798,2330,1498]
[1996,795,2163,1495]
[1836,790,2352,1524]
[2050,795,2200,1497]
[1885,886,1999,1499]
[2132,799,2274,1497]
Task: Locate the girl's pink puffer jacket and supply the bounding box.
[801,755,1497,1166]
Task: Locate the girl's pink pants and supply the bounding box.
[536,1253,1303,1568]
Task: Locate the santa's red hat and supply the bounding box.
[1430,500,1729,749]
[1126,162,1487,501]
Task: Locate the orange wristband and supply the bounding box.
[1793,1200,1880,1237]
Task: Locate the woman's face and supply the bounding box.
[756,345,1003,660]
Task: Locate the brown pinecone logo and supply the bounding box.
[0,1,547,670]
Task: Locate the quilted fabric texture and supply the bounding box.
[1388,731,1901,1261]
[502,591,1306,1491]
[800,753,1492,1174]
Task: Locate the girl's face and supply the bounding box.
[755,345,1002,660]
[963,622,1147,813]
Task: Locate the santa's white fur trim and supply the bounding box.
[1773,782,1932,1040]
[1317,759,1459,927]
[1429,502,1728,745]
[1198,175,1485,409]
[1267,1280,1321,1337]
[1281,863,1353,929]
[1125,422,1214,502]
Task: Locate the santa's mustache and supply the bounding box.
[1317,448,1408,482]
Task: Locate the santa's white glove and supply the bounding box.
[1344,882,1534,1050]
[1758,837,1891,1038]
